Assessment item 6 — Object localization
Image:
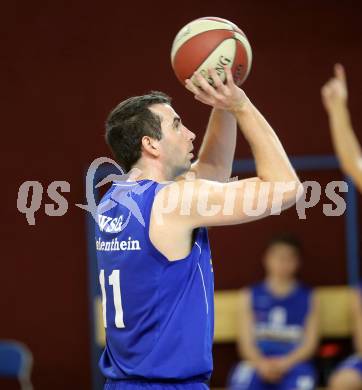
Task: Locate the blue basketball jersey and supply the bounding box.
[250,282,312,357]
[95,179,214,382]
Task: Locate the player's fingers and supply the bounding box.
[224,66,234,87]
[185,79,200,94]
[334,63,346,84]
[194,72,224,100]
[194,94,214,106]
[208,68,227,93]
[185,79,211,98]
[321,84,330,95]
[185,79,210,101]
[321,84,333,99]
[327,78,336,88]
[321,84,329,96]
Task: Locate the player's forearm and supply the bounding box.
[282,342,317,367]
[238,341,264,364]
[197,108,237,181]
[233,100,299,184]
[327,103,362,190]
[283,297,319,368]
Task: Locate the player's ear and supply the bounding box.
[141,136,161,157]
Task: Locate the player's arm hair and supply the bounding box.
[190,108,237,182]
[282,292,320,366]
[326,103,362,192]
[236,289,264,363]
[351,288,362,354]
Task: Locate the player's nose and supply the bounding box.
[184,126,196,141]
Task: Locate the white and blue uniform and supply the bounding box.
[95,180,214,389]
[228,282,316,390]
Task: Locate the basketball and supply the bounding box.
[171,17,252,87]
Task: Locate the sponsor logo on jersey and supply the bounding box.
[98,214,124,233]
[255,306,303,342]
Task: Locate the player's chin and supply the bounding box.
[185,158,193,170]
[186,152,195,163]
[177,156,193,174]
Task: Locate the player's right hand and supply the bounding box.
[321,64,348,111]
[185,66,249,113]
[255,358,282,383]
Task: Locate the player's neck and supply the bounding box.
[131,160,177,182]
[265,277,297,297]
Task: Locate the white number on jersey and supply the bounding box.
[99,269,125,328]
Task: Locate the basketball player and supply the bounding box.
[96,66,301,390]
[227,234,319,390]
[322,65,362,390]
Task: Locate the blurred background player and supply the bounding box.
[322,66,362,390]
[96,67,300,390]
[228,234,319,390]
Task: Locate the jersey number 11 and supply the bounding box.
[99,269,125,328]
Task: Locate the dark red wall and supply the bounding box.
[2,1,362,389]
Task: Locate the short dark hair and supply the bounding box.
[105,91,172,172]
[265,233,303,256]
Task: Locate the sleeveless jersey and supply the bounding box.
[95,179,214,382]
[250,282,312,356]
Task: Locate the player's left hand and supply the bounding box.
[321,64,348,111]
[185,66,248,113]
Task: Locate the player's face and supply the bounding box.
[264,243,299,280]
[150,103,196,177]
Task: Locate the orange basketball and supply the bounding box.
[171,17,252,87]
